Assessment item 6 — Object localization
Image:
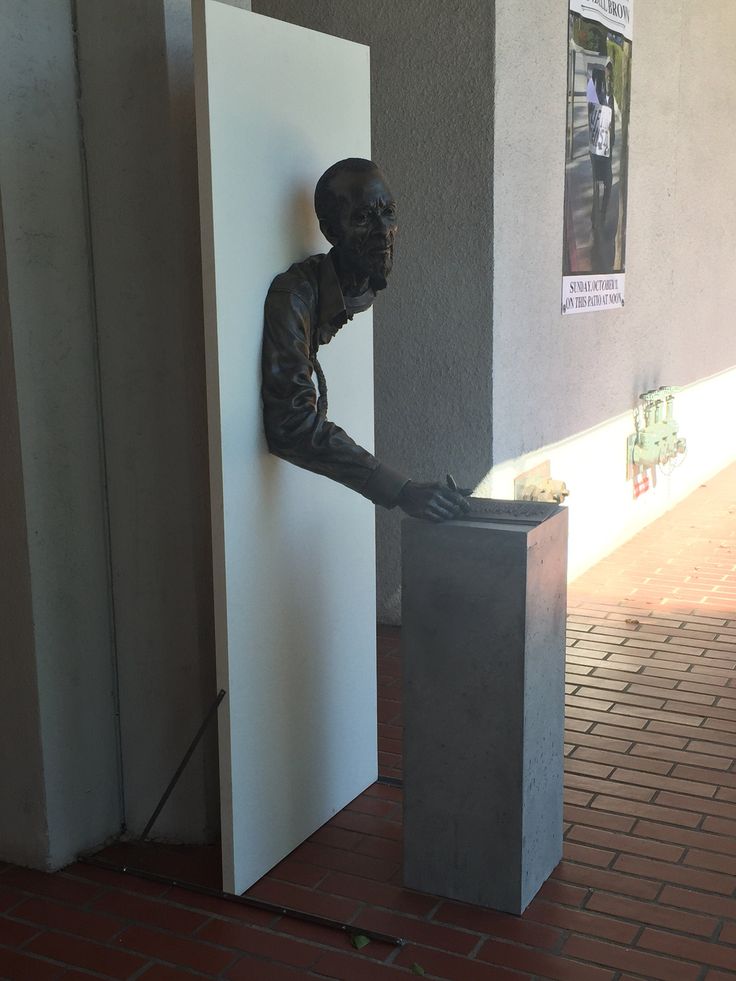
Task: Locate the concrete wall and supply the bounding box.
[0,0,232,867]
[74,0,223,839]
[0,196,50,869]
[487,0,736,579]
[256,0,736,612]
[0,0,121,868]
[492,0,736,461]
[253,0,496,623]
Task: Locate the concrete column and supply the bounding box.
[0,0,234,865]
[0,194,50,869]
[0,0,121,869]
[72,0,231,839]
[402,503,568,914]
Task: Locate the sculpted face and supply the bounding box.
[325,169,398,290]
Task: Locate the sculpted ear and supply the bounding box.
[319,218,339,246]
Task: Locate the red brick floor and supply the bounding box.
[1,463,735,980]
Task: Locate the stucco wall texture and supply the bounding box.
[1,0,229,867]
[253,0,496,623]
[492,0,736,464]
[74,0,221,840]
[0,196,50,870]
[0,0,121,867]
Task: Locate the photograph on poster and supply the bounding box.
[562,0,633,314]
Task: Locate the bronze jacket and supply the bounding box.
[261,251,408,508]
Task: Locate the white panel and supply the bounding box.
[193,1,376,893]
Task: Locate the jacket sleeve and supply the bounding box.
[261,288,409,508]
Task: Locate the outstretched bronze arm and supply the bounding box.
[261,158,470,522]
[262,285,409,508]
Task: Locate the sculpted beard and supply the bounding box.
[358,236,394,292]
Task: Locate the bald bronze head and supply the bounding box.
[315,158,397,292]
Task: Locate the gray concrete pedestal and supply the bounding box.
[402,500,568,915]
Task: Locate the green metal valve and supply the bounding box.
[631,387,687,470]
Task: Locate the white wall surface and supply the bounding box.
[490,0,736,576]
[193,1,377,894]
[480,366,736,581]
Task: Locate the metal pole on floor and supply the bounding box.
[139,688,227,842]
[78,856,406,947]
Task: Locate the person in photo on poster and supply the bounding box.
[588,63,615,232]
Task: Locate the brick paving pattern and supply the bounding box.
[1,463,735,979]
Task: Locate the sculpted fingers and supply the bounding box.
[398,480,472,522]
[452,490,470,513]
[446,475,473,507]
[426,490,467,521]
[436,489,469,516]
[426,498,455,521]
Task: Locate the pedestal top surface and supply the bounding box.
[460,498,564,526]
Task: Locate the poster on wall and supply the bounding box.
[562,0,634,314]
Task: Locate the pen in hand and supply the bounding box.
[446,473,471,514]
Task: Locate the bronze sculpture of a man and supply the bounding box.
[262,158,468,521]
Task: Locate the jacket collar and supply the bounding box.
[316,250,349,333]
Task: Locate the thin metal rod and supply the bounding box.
[377,775,404,788]
[79,856,405,946]
[139,689,227,842]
